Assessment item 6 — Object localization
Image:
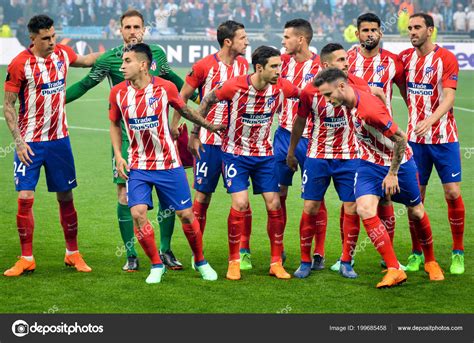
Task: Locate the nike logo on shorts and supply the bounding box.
[410,196,420,203]
[68,179,76,184]
[180,198,191,205]
[451,172,461,177]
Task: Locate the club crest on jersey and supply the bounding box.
[425,66,435,77]
[56,61,65,73]
[148,97,160,109]
[267,96,276,106]
[304,73,315,82]
[376,65,385,75]
[150,60,157,71]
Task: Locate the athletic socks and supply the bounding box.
[341,213,360,262]
[134,222,162,265]
[362,216,399,269]
[378,203,395,243]
[117,203,137,258]
[17,198,35,256]
[192,199,209,235]
[158,204,176,253]
[408,218,423,254]
[240,207,252,251]
[182,218,205,263]
[299,212,318,263]
[267,209,285,264]
[228,208,246,261]
[411,213,435,262]
[313,202,327,256]
[59,199,78,252]
[446,196,465,251]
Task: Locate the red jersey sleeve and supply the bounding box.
[4,57,25,93]
[214,77,237,101]
[165,81,186,110]
[185,60,206,89]
[297,84,315,118]
[441,50,459,89]
[59,44,78,65]
[281,78,300,98]
[356,89,398,138]
[108,86,122,122]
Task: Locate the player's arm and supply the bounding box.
[369,86,386,105]
[3,91,34,166]
[176,104,224,134]
[66,72,103,104]
[287,115,306,171]
[170,82,197,138]
[71,52,103,68]
[414,87,456,136]
[110,120,128,180]
[383,128,408,196]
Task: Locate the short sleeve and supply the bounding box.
[108,87,122,122]
[185,60,206,89]
[281,78,300,98]
[441,51,459,89]
[4,58,25,93]
[297,85,314,118]
[59,44,78,65]
[358,91,399,138]
[214,78,236,101]
[165,81,186,110]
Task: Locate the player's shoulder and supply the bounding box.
[8,49,31,67]
[398,47,415,62]
[346,45,358,58]
[348,73,369,87]
[281,53,292,63]
[380,48,399,60]
[149,44,167,59]
[235,55,249,66]
[302,81,318,95]
[193,54,218,69]
[110,80,128,94]
[153,76,178,91]
[436,45,457,61]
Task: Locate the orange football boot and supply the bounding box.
[424,261,445,281]
[4,257,36,276]
[376,268,407,288]
[226,260,241,280]
[64,252,92,272]
[269,261,291,279]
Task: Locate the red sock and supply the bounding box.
[17,198,35,256]
[378,203,395,243]
[228,208,245,261]
[59,200,78,251]
[182,217,205,263]
[280,195,287,228]
[239,207,252,251]
[411,213,435,262]
[341,213,360,262]
[339,204,345,245]
[362,216,399,269]
[300,212,317,263]
[446,196,465,251]
[192,200,209,235]
[267,209,285,263]
[313,202,327,256]
[408,219,422,253]
[134,222,162,265]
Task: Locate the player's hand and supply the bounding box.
[15,139,35,167]
[116,157,130,180]
[382,172,400,196]
[414,118,434,137]
[208,124,226,134]
[286,154,298,172]
[170,124,180,140]
[188,135,205,160]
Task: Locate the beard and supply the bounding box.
[362,38,379,51]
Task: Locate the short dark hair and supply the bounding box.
[410,13,435,28]
[313,67,347,87]
[125,43,153,68]
[27,15,54,34]
[217,20,245,47]
[284,18,313,44]
[320,43,345,63]
[251,45,281,71]
[357,13,381,29]
[120,9,144,26]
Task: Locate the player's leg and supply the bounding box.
[432,142,464,274]
[43,137,90,273]
[4,142,44,276]
[158,203,181,270]
[155,167,217,280]
[378,198,395,244]
[128,170,164,284]
[405,142,432,271]
[355,161,406,288]
[113,143,139,271]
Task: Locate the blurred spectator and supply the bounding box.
[155,2,170,31]
[398,6,410,36]
[103,18,118,38]
[399,0,415,16]
[175,1,190,34]
[343,0,359,26]
[430,6,445,31]
[467,3,474,33]
[442,0,454,30]
[453,2,467,31]
[343,19,358,42]
[233,6,247,25]
[216,2,232,22]
[4,0,23,26]
[248,3,260,28]
[383,3,398,34]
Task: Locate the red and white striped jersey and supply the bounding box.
[399,45,459,144]
[347,47,404,117]
[109,76,186,170]
[279,53,321,138]
[186,53,248,145]
[214,75,299,157]
[4,44,77,142]
[298,82,359,159]
[351,85,412,166]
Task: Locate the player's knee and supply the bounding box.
[18,191,34,200]
[279,185,288,197]
[444,186,461,200]
[344,202,357,215]
[56,191,73,202]
[117,185,127,205]
[130,207,147,222]
[356,203,377,219]
[176,208,194,224]
[303,201,320,215]
[407,204,425,220]
[195,191,211,204]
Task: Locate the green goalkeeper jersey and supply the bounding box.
[66,44,195,139]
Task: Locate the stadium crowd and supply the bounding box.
[1,0,474,38]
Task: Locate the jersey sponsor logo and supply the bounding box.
[368,81,384,88]
[323,116,347,128]
[40,79,65,96]
[407,82,434,96]
[128,115,159,131]
[148,97,160,109]
[242,112,272,125]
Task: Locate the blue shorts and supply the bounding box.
[273,126,308,186]
[354,158,422,207]
[127,167,192,211]
[14,136,77,192]
[302,158,359,202]
[193,144,224,194]
[221,152,280,194]
[410,141,461,185]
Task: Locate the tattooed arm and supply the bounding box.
[191,90,220,133]
[3,91,34,166]
[176,100,223,133]
[382,128,408,195]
